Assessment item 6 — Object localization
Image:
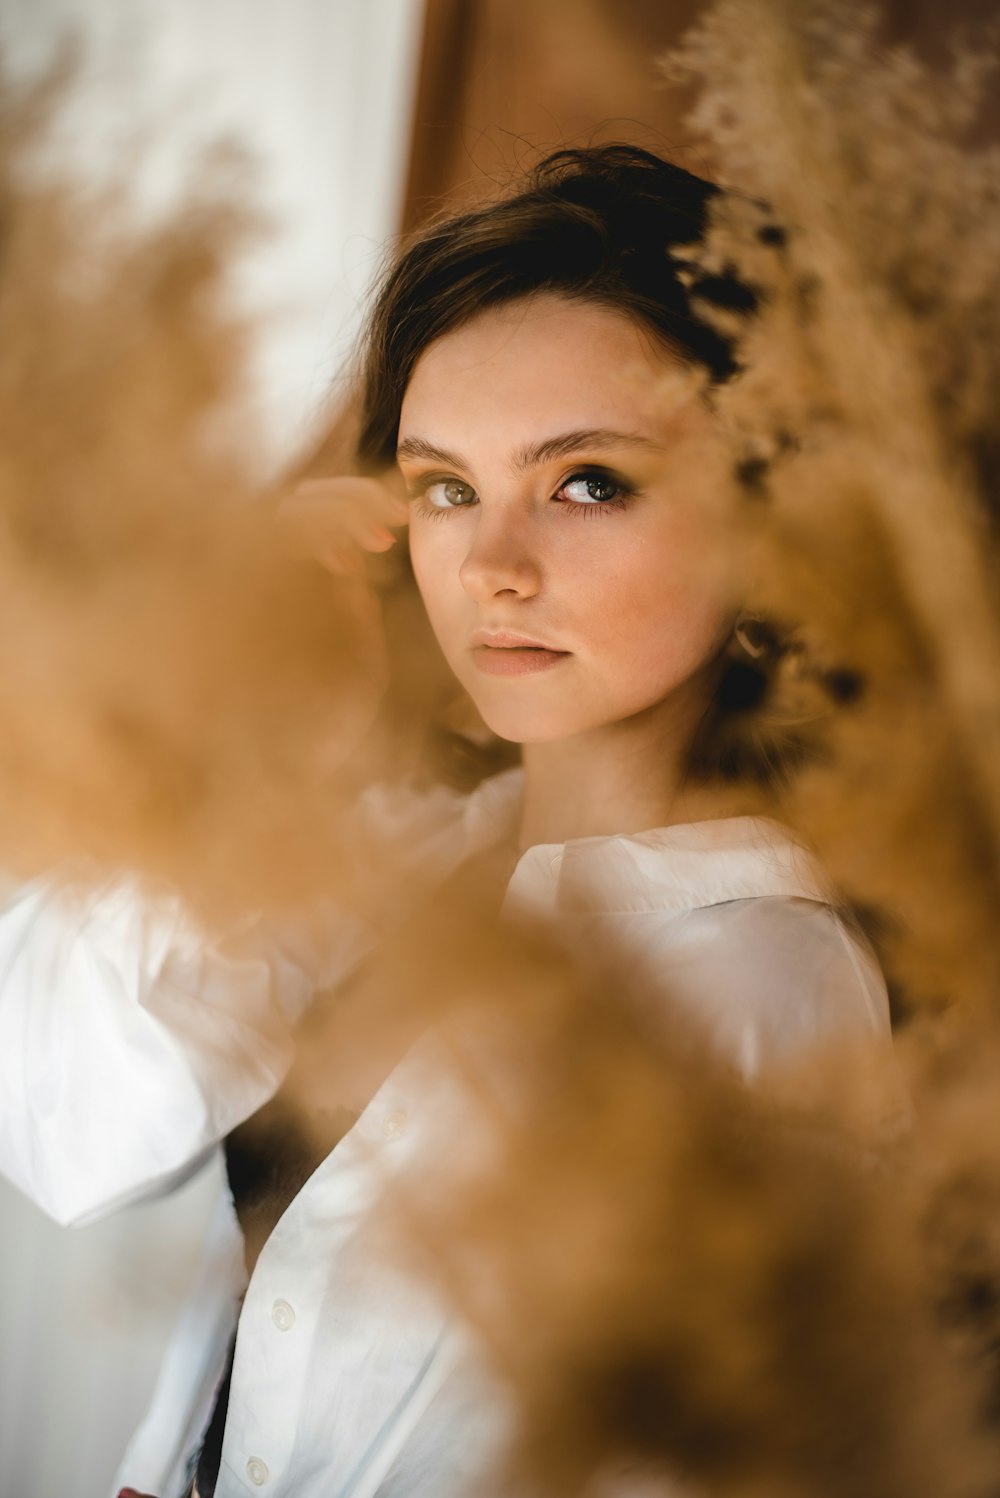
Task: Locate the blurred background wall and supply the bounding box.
[0,1,996,1495]
[2,0,426,472]
[398,0,1000,235]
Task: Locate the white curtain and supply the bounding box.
[2,0,426,469]
[0,4,425,1495]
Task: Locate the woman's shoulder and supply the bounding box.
[646,893,892,1078]
[550,811,891,1076]
[540,812,833,917]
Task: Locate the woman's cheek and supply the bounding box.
[408,525,446,614]
[409,528,468,663]
[607,542,728,681]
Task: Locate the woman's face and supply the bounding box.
[398,293,738,744]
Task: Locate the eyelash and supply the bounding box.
[407,467,635,521]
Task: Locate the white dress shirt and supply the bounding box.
[0,767,891,1498]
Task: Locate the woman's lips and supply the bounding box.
[471,644,571,676]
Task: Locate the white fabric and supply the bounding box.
[0,767,891,1497]
[4,0,427,471]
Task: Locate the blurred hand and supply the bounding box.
[275,475,409,576]
[274,476,408,779]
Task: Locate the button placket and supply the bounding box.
[221,1117,397,1497]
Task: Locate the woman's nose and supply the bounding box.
[458,506,542,602]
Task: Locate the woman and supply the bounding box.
[0,146,889,1498]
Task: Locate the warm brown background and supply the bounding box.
[401,0,1000,231]
[401,0,709,230]
[302,0,998,475]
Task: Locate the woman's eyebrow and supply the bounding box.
[510,428,663,473]
[395,436,467,467]
[395,428,662,471]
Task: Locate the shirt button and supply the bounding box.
[271,1299,295,1331]
[246,1456,269,1485]
[381,1109,407,1139]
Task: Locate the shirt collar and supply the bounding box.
[461,765,834,916]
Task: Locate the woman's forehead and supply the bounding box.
[399,295,704,451]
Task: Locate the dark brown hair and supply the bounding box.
[356,144,758,471]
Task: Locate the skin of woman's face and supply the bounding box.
[398,293,738,745]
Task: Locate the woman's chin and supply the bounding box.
[471,699,592,746]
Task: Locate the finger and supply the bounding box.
[291,476,386,504]
[359,523,400,553]
[318,546,365,576]
[277,481,408,555]
[351,487,410,532]
[289,476,407,525]
[377,491,411,525]
[300,513,396,558]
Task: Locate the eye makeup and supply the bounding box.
[552,466,635,515]
[404,463,639,520]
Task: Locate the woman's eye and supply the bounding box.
[422,479,477,509]
[558,472,623,505]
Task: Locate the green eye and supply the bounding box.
[424,479,477,509]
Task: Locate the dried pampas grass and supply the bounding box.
[660,0,1000,1024]
[0,54,407,924]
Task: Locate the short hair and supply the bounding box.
[356,144,759,471]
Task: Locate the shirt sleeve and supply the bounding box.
[647,895,892,1080]
[0,868,365,1227]
[0,776,474,1229]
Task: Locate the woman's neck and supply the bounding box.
[516,680,752,853]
